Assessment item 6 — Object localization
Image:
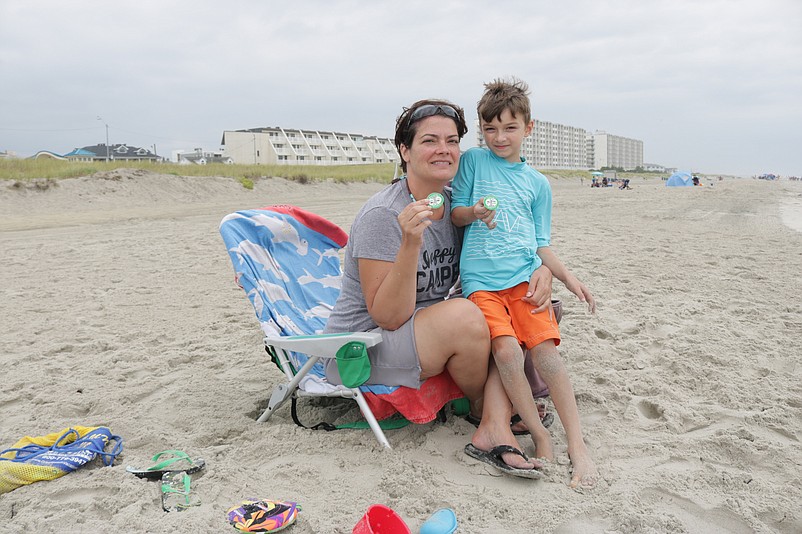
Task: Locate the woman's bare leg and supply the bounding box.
[470,361,541,470]
[414,299,490,411]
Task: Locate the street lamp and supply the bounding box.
[96,116,110,162]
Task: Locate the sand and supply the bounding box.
[1,170,801,533]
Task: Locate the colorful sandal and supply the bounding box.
[126,449,205,480]
[226,498,300,532]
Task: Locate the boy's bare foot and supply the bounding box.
[531,429,555,462]
[568,446,598,490]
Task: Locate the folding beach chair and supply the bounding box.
[219,205,463,449]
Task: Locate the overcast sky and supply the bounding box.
[2,0,800,176]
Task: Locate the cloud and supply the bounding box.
[1,0,800,175]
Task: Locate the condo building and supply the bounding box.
[531,120,588,169]
[221,127,398,166]
[221,123,644,171]
[587,131,643,170]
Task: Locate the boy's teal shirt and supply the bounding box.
[451,147,552,297]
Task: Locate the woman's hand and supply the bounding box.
[521,265,552,313]
[398,199,434,244]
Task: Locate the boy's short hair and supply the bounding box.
[477,77,531,125]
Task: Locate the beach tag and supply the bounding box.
[426,193,444,209]
[483,195,499,211]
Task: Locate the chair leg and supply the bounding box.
[352,389,391,449]
[258,352,319,423]
[257,384,292,423]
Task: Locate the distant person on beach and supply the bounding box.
[324,98,549,479]
[451,77,598,488]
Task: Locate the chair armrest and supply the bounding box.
[263,332,382,359]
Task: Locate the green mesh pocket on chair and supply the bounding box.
[335,341,371,388]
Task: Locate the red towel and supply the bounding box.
[362,372,465,424]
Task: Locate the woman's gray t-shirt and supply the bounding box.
[324,180,461,333]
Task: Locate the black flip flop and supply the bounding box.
[464,443,542,479]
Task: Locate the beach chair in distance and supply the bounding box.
[219,205,463,449]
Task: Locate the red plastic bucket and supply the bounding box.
[353,504,411,534]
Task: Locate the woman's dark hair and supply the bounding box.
[394,99,468,173]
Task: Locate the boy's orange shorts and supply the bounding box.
[468,282,561,350]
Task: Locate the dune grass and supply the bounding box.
[0,158,669,185]
[0,159,398,184]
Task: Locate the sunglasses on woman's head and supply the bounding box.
[409,104,459,123]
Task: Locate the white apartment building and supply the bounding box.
[587,131,643,170]
[221,127,398,166]
[476,119,589,169]
[531,120,588,169]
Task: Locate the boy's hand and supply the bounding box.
[473,199,497,229]
[564,274,596,314]
[521,265,552,313]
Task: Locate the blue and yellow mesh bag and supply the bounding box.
[0,425,123,494]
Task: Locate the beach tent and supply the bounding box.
[666,170,693,187]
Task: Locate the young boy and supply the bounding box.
[451,77,598,489]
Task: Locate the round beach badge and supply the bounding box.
[426,192,445,209]
[482,195,499,211]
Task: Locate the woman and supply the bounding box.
[324,99,550,476]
